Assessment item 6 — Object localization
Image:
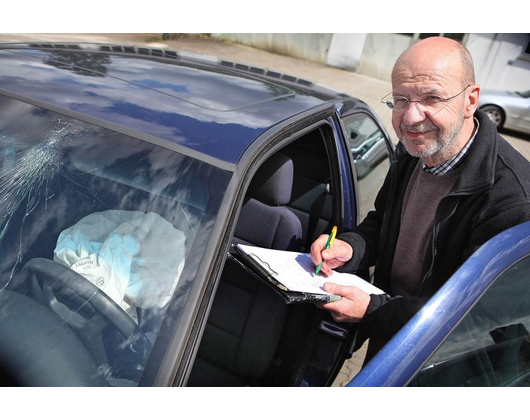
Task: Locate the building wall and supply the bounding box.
[213,33,530,91]
[355,33,411,81]
[214,33,367,71]
[467,33,530,91]
[214,33,334,65]
[326,33,367,71]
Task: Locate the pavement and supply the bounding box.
[1,33,529,386]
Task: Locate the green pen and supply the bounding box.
[315,226,337,275]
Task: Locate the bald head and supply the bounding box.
[392,37,475,87]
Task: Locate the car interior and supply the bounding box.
[0,99,228,386]
[188,125,349,386]
[0,96,350,387]
[0,148,218,385]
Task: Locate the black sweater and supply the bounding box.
[338,109,530,343]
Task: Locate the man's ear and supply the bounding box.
[465,84,480,118]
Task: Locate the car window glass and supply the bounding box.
[0,95,231,386]
[342,114,390,220]
[412,255,530,386]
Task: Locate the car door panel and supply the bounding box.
[349,221,530,387]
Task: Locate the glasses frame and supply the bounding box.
[381,84,471,112]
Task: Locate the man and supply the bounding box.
[310,37,530,361]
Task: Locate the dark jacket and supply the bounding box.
[339,109,530,344]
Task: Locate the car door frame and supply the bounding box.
[349,220,530,387]
[334,101,395,224]
[143,100,357,387]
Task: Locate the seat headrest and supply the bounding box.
[247,153,293,206]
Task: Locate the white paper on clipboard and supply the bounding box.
[236,244,384,296]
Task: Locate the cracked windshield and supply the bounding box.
[0,95,230,386]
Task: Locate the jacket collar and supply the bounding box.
[452,109,497,194]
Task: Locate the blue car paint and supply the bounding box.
[0,43,386,387]
[0,46,336,165]
[328,112,358,230]
[349,220,530,387]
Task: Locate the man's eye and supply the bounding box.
[394,97,408,104]
[423,95,443,105]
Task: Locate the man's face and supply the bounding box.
[391,67,467,166]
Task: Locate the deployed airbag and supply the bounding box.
[54,210,186,319]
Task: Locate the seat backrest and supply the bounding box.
[189,153,302,386]
[282,130,333,251]
[234,153,302,251]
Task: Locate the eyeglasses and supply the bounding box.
[381,85,471,112]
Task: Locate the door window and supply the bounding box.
[412,256,530,386]
[342,114,391,220]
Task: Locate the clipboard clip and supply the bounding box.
[250,253,279,276]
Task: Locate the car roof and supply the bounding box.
[0,43,352,165]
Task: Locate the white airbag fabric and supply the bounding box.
[54,210,185,319]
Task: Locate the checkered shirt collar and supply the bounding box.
[421,118,480,176]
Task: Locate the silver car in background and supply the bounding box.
[479,89,530,135]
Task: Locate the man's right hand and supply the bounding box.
[310,234,353,277]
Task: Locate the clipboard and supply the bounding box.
[228,250,338,304]
[232,244,384,304]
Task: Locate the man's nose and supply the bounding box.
[401,101,426,125]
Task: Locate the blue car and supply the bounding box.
[351,220,530,387]
[0,43,527,387]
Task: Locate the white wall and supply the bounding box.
[355,33,411,80]
[214,33,367,72]
[214,33,333,65]
[467,33,530,91]
[212,33,530,91]
[326,33,367,71]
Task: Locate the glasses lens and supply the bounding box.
[383,95,444,112]
[422,95,444,109]
[384,101,394,110]
[383,86,469,113]
[381,93,395,110]
[393,97,409,112]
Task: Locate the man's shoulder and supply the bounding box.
[495,134,530,184]
[475,110,530,188]
[483,135,530,220]
[473,130,530,228]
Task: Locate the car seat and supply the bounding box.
[188,152,302,386]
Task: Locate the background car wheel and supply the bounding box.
[481,105,505,129]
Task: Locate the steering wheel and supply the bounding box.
[23,258,152,376]
[24,258,138,336]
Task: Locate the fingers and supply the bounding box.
[310,235,338,277]
[317,282,371,323]
[310,234,329,266]
[322,282,355,298]
[322,282,342,295]
[319,262,334,277]
[321,240,353,264]
[310,236,353,273]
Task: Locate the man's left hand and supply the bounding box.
[317,282,371,323]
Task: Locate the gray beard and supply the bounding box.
[400,113,465,160]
